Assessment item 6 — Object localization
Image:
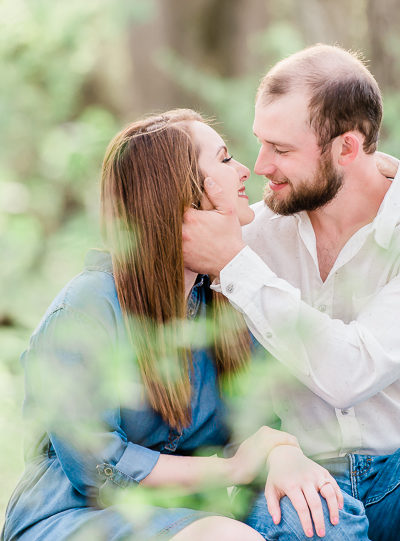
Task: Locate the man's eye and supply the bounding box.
[274,148,289,155]
[222,155,233,163]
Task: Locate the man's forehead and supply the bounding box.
[253,92,311,138]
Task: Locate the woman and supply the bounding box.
[2,109,343,541]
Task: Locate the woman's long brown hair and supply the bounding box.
[101,109,250,430]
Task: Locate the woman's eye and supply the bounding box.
[222,155,233,163]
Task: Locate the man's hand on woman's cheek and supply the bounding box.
[182,178,246,276]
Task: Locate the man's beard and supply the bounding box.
[263,150,344,215]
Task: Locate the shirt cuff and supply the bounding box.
[217,245,277,308]
[97,443,160,488]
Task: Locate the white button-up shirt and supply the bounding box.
[215,166,400,459]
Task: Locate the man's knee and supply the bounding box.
[245,490,370,541]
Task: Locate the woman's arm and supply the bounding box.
[142,426,298,490]
[27,302,296,496]
[143,429,343,538]
[25,304,160,496]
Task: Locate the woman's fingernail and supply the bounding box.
[306,529,313,537]
[272,515,279,524]
[205,177,214,187]
[332,516,338,525]
[318,528,325,537]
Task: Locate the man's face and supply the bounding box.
[253,92,343,215]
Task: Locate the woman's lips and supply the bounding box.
[269,180,289,192]
[238,187,248,199]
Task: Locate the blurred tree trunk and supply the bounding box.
[292,0,367,50]
[95,0,400,119]
[125,0,268,116]
[366,0,400,89]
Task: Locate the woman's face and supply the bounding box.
[190,121,254,226]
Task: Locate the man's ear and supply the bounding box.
[336,132,360,166]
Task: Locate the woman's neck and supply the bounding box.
[184,268,198,300]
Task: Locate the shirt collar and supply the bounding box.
[268,163,400,249]
[84,249,113,273]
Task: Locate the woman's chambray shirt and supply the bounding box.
[2,250,230,540]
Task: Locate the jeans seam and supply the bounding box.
[365,477,400,506]
[349,454,359,500]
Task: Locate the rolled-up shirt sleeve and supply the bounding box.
[22,305,160,497]
[215,245,400,409]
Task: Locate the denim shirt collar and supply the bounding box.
[84,249,113,274]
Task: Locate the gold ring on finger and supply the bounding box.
[318,479,332,491]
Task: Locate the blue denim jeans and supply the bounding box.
[326,449,400,541]
[245,448,400,540]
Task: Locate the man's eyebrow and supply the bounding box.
[215,145,228,157]
[253,133,296,149]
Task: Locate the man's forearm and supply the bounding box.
[218,246,400,407]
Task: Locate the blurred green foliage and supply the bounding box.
[0,0,154,523]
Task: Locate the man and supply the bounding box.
[183,44,400,540]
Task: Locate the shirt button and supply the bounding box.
[226,283,235,294]
[104,466,113,477]
[318,304,327,312]
[341,409,349,415]
[266,332,273,339]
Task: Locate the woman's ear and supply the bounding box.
[337,132,360,166]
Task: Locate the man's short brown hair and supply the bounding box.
[257,44,382,154]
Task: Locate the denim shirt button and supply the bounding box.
[104,466,113,477]
[226,283,235,294]
[341,409,349,415]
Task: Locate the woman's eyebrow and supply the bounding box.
[215,145,228,157]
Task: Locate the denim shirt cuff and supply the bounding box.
[96,443,160,488]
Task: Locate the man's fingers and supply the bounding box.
[375,151,399,178]
[319,483,340,525]
[302,484,326,537]
[203,177,234,215]
[265,484,281,525]
[286,489,314,538]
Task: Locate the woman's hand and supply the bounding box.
[228,426,299,486]
[375,151,399,179]
[265,445,344,538]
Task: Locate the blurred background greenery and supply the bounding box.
[1,0,400,526]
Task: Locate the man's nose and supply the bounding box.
[254,147,276,176]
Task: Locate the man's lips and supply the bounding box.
[269,180,289,192]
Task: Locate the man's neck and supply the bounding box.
[309,160,391,238]
[308,158,392,281]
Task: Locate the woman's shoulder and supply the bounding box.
[35,250,121,336]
